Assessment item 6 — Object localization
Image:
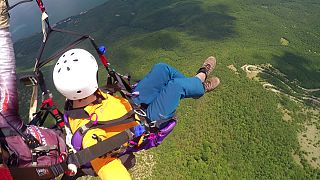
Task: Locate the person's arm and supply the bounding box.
[0,0,24,130]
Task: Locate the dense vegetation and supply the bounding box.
[13,0,320,179]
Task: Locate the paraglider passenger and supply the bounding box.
[53,48,220,179]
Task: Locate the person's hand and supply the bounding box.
[0,0,9,29]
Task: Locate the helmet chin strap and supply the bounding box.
[72,93,97,108]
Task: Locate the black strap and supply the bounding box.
[77,110,136,135]
[36,34,90,69]
[0,128,18,137]
[0,125,27,137]
[119,153,136,170]
[106,71,174,132]
[6,0,33,11]
[196,67,208,79]
[29,104,64,127]
[8,163,67,180]
[149,117,176,129]
[68,130,131,167]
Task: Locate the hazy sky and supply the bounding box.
[8,0,108,42]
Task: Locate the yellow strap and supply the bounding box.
[137,134,145,146]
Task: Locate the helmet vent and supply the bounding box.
[64,60,67,63]
[56,62,59,65]
[58,68,61,73]
[63,54,65,57]
[71,53,75,56]
[77,90,82,94]
[73,59,78,62]
[67,67,70,71]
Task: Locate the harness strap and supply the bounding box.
[68,130,132,167]
[36,0,46,13]
[0,128,18,137]
[8,163,67,180]
[0,125,27,137]
[70,110,137,151]
[36,35,89,69]
[78,110,136,135]
[109,71,178,134]
[149,117,176,129]
[6,0,33,11]
[106,72,153,131]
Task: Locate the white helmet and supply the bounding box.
[53,48,98,100]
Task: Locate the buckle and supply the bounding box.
[149,121,157,128]
[41,90,53,103]
[20,74,38,86]
[33,145,58,153]
[79,125,90,135]
[134,109,146,117]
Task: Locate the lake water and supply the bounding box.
[8,0,109,41]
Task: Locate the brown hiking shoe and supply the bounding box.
[197,56,217,78]
[203,77,220,92]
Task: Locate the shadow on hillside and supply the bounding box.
[130,1,236,41]
[272,52,320,88]
[131,31,180,50]
[14,0,237,70]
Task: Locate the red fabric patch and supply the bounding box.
[0,166,13,180]
[1,86,9,112]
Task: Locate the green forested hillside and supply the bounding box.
[14,0,320,179]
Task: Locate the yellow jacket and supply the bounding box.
[67,90,138,180]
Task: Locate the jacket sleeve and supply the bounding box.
[0,0,24,129]
[0,18,24,129]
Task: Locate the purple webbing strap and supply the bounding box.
[63,113,69,127]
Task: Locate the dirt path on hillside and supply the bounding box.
[241,64,320,104]
[240,64,320,169]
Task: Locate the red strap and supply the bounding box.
[98,54,109,68]
[52,108,59,115]
[58,121,65,128]
[36,0,46,12]
[42,98,53,107]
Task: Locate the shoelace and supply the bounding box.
[204,78,219,92]
[204,81,212,91]
[203,63,212,73]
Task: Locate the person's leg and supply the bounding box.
[96,159,131,180]
[83,128,131,180]
[144,57,220,121]
[146,77,205,121]
[133,63,185,105]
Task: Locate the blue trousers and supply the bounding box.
[132,63,205,121]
